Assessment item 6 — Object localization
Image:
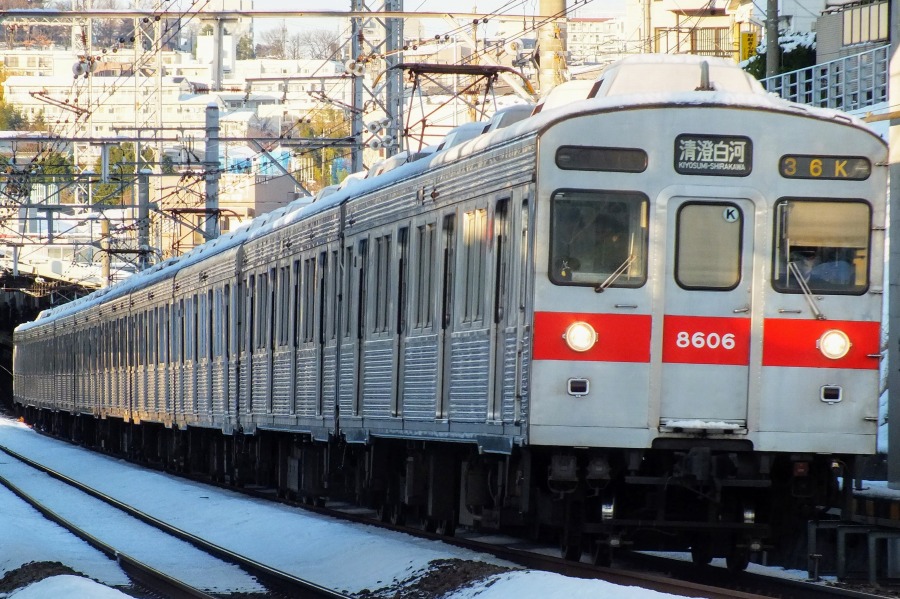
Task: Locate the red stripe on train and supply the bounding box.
[662,315,751,365]
[532,312,651,362]
[762,318,880,370]
[533,312,880,369]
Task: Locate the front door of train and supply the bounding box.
[659,197,754,429]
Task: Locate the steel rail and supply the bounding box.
[0,443,350,599]
[0,472,215,599]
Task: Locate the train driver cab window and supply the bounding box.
[550,190,648,288]
[675,202,742,290]
[773,199,870,295]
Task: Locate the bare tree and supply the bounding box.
[286,32,304,60]
[298,29,342,59]
[257,23,288,59]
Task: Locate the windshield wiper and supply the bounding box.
[594,254,636,293]
[788,261,826,320]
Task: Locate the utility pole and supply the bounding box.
[643,0,652,53]
[538,0,566,94]
[887,0,900,489]
[765,0,779,78]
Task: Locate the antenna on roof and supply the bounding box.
[696,61,714,91]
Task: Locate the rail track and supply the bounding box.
[3,428,889,599]
[0,442,349,599]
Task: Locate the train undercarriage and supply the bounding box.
[17,405,851,571]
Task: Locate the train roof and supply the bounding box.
[18,54,884,331]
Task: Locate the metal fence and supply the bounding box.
[760,45,889,111]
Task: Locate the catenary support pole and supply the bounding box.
[204,103,221,242]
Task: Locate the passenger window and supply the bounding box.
[675,203,742,290]
[773,199,870,295]
[462,208,488,323]
[549,190,648,288]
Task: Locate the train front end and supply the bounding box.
[527,56,888,565]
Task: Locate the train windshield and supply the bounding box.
[549,190,648,287]
[772,199,870,295]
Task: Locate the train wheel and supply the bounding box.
[591,541,612,567]
[376,503,390,523]
[726,547,750,572]
[690,540,713,566]
[390,503,406,526]
[560,531,583,562]
[435,518,456,537]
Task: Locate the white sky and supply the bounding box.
[0,415,823,598]
[245,0,627,37]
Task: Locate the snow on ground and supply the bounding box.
[4,575,132,599]
[0,415,790,598]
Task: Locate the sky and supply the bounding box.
[243,0,627,37]
[0,415,820,598]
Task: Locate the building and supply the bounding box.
[566,17,626,65]
[815,0,890,63]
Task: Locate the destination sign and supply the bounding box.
[779,155,871,180]
[674,134,752,177]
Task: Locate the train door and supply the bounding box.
[659,198,754,428]
[393,226,410,418]
[490,197,512,422]
[437,213,456,419]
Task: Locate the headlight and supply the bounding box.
[563,321,597,352]
[818,329,851,360]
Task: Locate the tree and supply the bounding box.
[297,29,342,60]
[0,105,26,130]
[90,143,154,205]
[744,32,816,80]
[257,24,289,59]
[237,34,255,60]
[290,109,352,190]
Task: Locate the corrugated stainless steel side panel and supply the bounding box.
[321,348,337,419]
[134,369,146,416]
[272,350,293,415]
[172,364,184,417]
[251,352,269,415]
[519,329,531,426]
[148,365,159,417]
[184,362,195,415]
[448,334,490,422]
[228,361,239,417]
[295,347,319,417]
[87,370,94,413]
[196,360,210,415]
[401,335,439,420]
[338,344,357,418]
[61,373,72,408]
[362,340,393,418]
[239,354,251,417]
[211,359,226,415]
[76,372,86,413]
[117,368,126,414]
[499,329,518,424]
[162,365,172,416]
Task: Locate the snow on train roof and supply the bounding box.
[18,55,878,331]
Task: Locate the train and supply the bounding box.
[13,54,888,570]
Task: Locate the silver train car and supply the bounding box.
[14,55,888,568]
